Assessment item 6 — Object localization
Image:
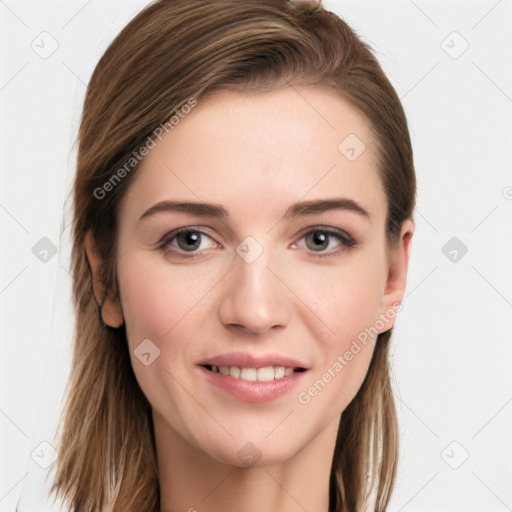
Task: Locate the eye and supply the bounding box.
[304,230,332,251]
[159,227,219,255]
[293,227,357,256]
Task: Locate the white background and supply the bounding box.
[1,0,511,510]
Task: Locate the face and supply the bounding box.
[95,86,412,467]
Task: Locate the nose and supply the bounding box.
[217,246,291,335]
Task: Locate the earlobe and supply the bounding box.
[378,219,414,333]
[84,231,124,328]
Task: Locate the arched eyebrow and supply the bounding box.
[139,201,227,221]
[138,197,370,223]
[285,198,370,220]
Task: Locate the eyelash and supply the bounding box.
[157,225,358,259]
[298,226,357,258]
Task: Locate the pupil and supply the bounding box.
[177,231,201,251]
[307,231,328,251]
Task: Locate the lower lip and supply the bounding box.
[198,366,307,403]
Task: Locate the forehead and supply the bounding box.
[120,86,387,227]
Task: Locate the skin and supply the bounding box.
[86,86,413,512]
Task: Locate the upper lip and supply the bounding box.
[198,352,309,370]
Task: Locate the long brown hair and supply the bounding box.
[50,1,416,510]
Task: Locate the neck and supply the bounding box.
[153,411,339,512]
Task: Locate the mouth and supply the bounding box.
[197,352,310,402]
[201,364,307,382]
[198,363,308,403]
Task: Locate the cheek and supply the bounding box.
[290,253,386,411]
[116,252,231,414]
[118,252,223,342]
[294,254,386,345]
[116,253,218,421]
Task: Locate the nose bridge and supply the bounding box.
[217,236,290,333]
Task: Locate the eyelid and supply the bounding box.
[288,225,358,259]
[157,226,221,254]
[295,225,357,246]
[157,224,358,258]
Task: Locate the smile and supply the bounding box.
[202,364,306,382]
[199,364,308,403]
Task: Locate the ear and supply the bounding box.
[84,230,124,328]
[378,219,414,333]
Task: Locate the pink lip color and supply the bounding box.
[198,366,307,403]
[198,351,308,370]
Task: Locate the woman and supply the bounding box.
[51,0,416,510]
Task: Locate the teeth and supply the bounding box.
[257,366,274,381]
[211,365,297,381]
[240,367,257,381]
[229,366,240,378]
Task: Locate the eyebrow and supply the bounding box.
[138,201,228,222]
[284,198,370,220]
[138,197,370,223]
